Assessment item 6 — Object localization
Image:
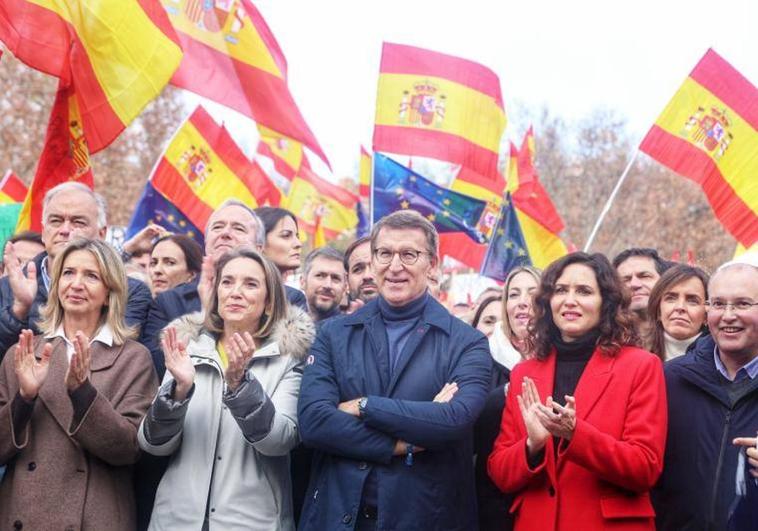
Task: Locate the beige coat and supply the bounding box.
[0,336,159,531]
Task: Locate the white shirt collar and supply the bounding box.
[46,323,115,359]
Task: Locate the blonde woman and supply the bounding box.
[139,249,315,530]
[0,238,158,530]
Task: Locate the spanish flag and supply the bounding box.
[282,165,358,239]
[0,0,182,152]
[149,106,279,231]
[16,85,94,232]
[359,146,372,199]
[373,42,507,186]
[0,170,27,204]
[255,124,304,194]
[508,129,568,269]
[640,49,758,247]
[162,0,329,166]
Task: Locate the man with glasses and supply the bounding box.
[297,210,491,530]
[653,258,758,531]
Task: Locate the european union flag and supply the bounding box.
[372,153,488,243]
[127,182,205,248]
[356,201,370,238]
[480,194,532,281]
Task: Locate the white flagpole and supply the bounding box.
[583,149,640,252]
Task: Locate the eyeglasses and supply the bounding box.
[373,247,429,265]
[706,300,758,313]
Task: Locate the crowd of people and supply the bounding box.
[0,181,755,530]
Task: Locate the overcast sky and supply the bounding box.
[208,0,758,180]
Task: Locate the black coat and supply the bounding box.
[0,252,152,359]
[652,335,758,531]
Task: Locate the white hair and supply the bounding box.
[42,182,107,229]
[205,199,265,248]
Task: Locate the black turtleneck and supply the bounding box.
[552,329,600,406]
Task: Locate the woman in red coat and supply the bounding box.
[488,252,667,531]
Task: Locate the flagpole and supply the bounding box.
[583,149,639,252]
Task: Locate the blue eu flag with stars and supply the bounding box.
[480,194,531,281]
[372,153,488,243]
[127,182,205,248]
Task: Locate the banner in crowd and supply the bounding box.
[127,181,204,247]
[147,105,279,233]
[640,48,758,248]
[373,42,507,191]
[481,194,532,281]
[507,128,568,268]
[281,165,358,239]
[161,0,329,166]
[372,153,497,245]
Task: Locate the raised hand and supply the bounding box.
[14,329,53,400]
[733,435,758,479]
[536,395,577,441]
[224,332,256,393]
[517,377,551,457]
[198,255,216,310]
[122,224,167,255]
[5,242,37,320]
[162,327,195,401]
[433,382,458,403]
[65,331,92,392]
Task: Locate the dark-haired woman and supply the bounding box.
[148,234,203,297]
[254,207,307,310]
[645,264,709,361]
[488,252,667,531]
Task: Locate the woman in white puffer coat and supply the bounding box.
[138,249,315,531]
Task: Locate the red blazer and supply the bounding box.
[487,345,667,531]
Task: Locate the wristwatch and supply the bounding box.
[358,397,368,417]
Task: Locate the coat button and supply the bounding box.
[548,486,556,497]
[13,521,22,530]
[342,513,352,524]
[358,461,368,470]
[27,462,36,471]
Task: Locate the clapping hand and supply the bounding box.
[4,242,37,320]
[64,331,92,392]
[14,329,53,400]
[162,327,195,401]
[198,255,216,310]
[224,332,256,393]
[536,395,577,441]
[517,377,551,457]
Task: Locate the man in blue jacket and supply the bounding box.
[298,210,491,530]
[653,259,758,531]
[0,182,151,359]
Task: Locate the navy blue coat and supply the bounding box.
[0,252,152,359]
[297,295,491,531]
[652,335,758,531]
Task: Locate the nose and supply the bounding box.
[563,290,578,306]
[388,252,404,271]
[629,276,643,290]
[673,298,686,311]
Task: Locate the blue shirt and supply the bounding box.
[713,346,758,381]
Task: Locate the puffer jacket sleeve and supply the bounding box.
[138,376,194,457]
[223,357,303,456]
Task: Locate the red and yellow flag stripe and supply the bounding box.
[640,49,758,246]
[0,171,28,204]
[359,146,371,199]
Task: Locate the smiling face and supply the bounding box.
[264,215,302,272]
[373,227,437,307]
[205,205,260,259]
[217,257,268,332]
[347,241,378,303]
[57,250,109,320]
[659,276,707,340]
[707,265,758,361]
[616,256,661,313]
[149,239,194,295]
[506,271,539,340]
[550,263,603,342]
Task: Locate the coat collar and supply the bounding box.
[343,294,453,336]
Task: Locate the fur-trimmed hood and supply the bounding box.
[165,304,316,361]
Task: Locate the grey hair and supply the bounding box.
[710,261,758,289]
[42,182,108,229]
[304,246,344,277]
[205,199,266,248]
[370,210,438,256]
